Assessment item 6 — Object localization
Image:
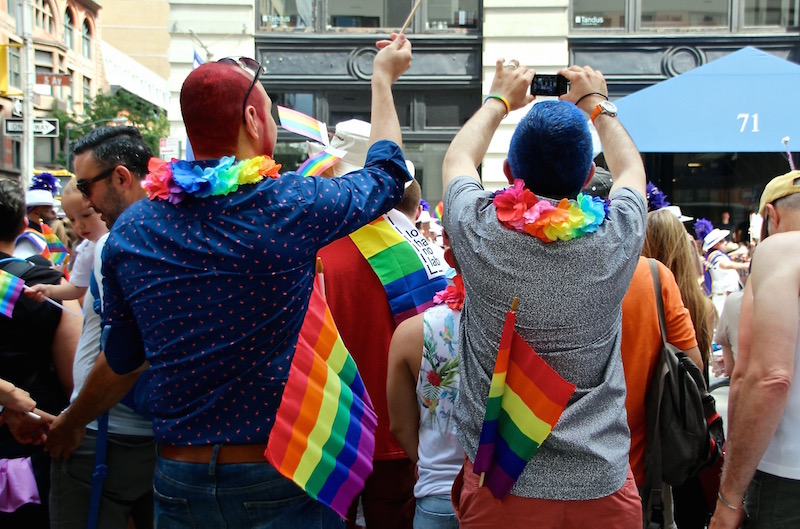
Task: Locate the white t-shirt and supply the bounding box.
[69,239,95,288]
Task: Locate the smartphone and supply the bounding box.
[531,74,569,96]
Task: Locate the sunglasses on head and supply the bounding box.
[76,166,116,198]
[217,57,265,124]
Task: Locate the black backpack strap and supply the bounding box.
[644,258,666,527]
[0,256,35,279]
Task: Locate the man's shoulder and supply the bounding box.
[753,232,800,267]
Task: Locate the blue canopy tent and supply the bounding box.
[615,47,800,153]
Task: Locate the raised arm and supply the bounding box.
[559,66,646,199]
[369,33,413,149]
[442,58,534,191]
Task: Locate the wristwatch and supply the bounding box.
[590,100,618,124]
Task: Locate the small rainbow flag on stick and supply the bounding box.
[278,106,329,146]
[297,147,347,177]
[265,258,377,518]
[433,200,444,223]
[0,269,25,318]
[473,298,576,499]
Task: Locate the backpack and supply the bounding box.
[642,259,725,528]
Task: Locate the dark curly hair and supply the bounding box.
[73,126,153,180]
[0,179,26,242]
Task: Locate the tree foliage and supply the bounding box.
[53,89,168,166]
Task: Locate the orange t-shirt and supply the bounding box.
[621,257,698,485]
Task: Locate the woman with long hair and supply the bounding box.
[642,209,715,367]
[642,208,717,529]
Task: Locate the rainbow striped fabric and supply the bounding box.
[473,300,576,499]
[265,263,377,518]
[297,148,346,177]
[349,213,449,324]
[0,269,25,318]
[278,106,329,146]
[41,223,69,268]
[17,228,49,257]
[433,200,444,223]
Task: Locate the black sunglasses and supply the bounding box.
[76,166,116,198]
[217,57,265,124]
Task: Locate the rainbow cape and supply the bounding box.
[0,269,25,318]
[265,260,377,518]
[278,106,329,146]
[349,211,449,324]
[41,223,69,268]
[297,147,347,177]
[473,299,576,499]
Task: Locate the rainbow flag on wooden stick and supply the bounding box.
[265,258,377,518]
[278,106,329,146]
[0,269,25,318]
[473,298,576,499]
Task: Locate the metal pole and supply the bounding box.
[20,0,34,189]
[65,124,72,172]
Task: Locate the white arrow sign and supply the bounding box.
[3,118,60,137]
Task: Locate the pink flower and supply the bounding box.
[143,157,177,202]
[433,275,465,310]
[493,180,538,231]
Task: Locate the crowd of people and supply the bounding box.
[1,31,798,529]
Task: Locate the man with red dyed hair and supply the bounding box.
[44,34,414,529]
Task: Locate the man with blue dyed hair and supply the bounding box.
[442,61,647,528]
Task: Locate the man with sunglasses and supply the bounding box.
[710,171,800,529]
[44,33,414,529]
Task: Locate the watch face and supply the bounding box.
[600,100,618,114]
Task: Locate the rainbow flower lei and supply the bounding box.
[143,156,281,204]
[493,179,609,243]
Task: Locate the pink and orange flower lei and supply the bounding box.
[143,155,281,204]
[493,180,609,242]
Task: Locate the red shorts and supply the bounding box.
[452,456,641,529]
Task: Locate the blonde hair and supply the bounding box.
[642,209,715,366]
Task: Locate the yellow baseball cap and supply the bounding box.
[759,170,800,215]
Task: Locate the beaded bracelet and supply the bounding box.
[717,491,741,511]
[483,94,510,118]
[575,91,609,106]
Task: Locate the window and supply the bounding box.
[8,46,22,89]
[572,0,799,31]
[8,0,17,18]
[82,20,92,58]
[64,9,74,49]
[744,0,797,26]
[83,76,91,109]
[641,0,728,28]
[34,0,54,33]
[259,0,480,32]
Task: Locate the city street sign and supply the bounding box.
[3,118,60,137]
[36,73,71,87]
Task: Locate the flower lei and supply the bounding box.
[143,156,282,204]
[433,274,465,311]
[492,179,609,243]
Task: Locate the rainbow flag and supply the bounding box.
[265,260,377,518]
[349,214,449,324]
[278,106,329,146]
[0,269,25,318]
[433,200,444,223]
[473,299,576,499]
[297,147,347,177]
[40,224,69,268]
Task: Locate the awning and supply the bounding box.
[615,47,800,153]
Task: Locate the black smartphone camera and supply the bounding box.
[531,74,569,96]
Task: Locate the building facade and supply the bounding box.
[1,0,104,177]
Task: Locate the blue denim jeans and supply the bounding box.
[414,495,459,529]
[743,470,800,529]
[153,447,345,529]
